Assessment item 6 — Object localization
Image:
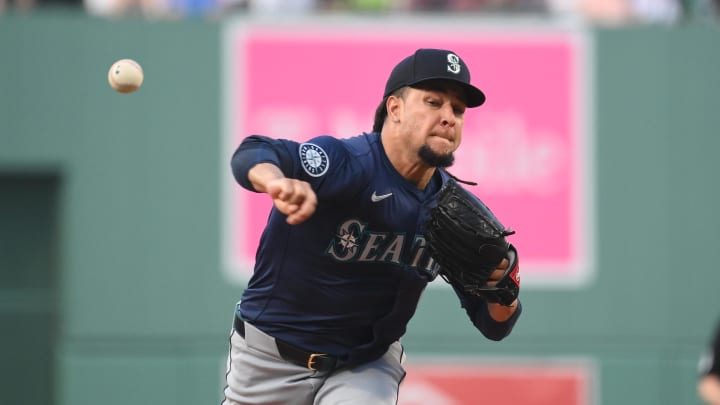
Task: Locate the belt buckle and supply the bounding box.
[307,353,328,371]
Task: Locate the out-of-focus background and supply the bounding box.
[2,1,720,404]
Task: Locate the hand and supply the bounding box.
[699,375,720,405]
[486,257,519,322]
[265,178,317,225]
[485,258,510,288]
[248,163,318,225]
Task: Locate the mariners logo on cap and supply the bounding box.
[447,53,461,74]
[299,143,329,177]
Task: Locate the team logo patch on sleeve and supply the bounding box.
[299,143,329,177]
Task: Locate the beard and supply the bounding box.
[418,144,455,168]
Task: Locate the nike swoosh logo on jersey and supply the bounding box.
[371,191,393,202]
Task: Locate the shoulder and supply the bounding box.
[300,133,378,170]
[342,132,380,157]
[284,133,375,188]
[301,133,377,155]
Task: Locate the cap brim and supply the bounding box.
[462,84,486,108]
[408,77,486,108]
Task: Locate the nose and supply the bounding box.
[440,105,456,127]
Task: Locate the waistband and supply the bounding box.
[234,314,341,372]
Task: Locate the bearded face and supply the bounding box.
[418,144,455,168]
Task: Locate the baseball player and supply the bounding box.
[699,319,720,404]
[222,48,523,405]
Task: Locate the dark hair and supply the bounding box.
[372,88,407,133]
[372,97,388,133]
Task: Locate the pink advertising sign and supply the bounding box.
[223,21,593,287]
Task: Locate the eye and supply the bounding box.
[453,105,466,115]
[426,98,440,107]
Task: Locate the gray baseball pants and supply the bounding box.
[221,320,407,405]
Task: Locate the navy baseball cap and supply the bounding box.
[384,48,486,107]
[383,48,485,107]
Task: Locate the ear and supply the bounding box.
[386,95,402,123]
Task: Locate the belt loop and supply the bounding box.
[233,314,245,336]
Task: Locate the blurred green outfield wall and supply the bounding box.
[1,11,720,405]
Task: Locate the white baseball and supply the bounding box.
[108,59,144,94]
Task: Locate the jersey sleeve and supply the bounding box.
[231,135,294,192]
[450,280,522,341]
[230,134,369,200]
[712,323,720,375]
[700,320,720,377]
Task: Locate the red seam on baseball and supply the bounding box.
[120,59,143,74]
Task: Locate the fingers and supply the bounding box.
[485,270,503,287]
[266,179,317,225]
[485,258,510,287]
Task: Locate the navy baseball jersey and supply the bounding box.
[231,132,521,366]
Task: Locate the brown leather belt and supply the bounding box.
[233,315,339,372]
